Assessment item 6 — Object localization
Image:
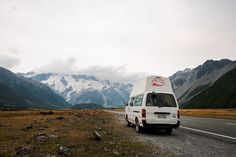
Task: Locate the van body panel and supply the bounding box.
[144,107,178,124]
[143,91,179,124]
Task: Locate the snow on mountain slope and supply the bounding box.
[26,73,133,107]
[170,59,236,105]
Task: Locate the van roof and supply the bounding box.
[130,76,173,97]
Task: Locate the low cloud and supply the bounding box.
[8,48,19,54]
[0,55,20,68]
[35,58,77,74]
[80,65,147,83]
[35,58,147,83]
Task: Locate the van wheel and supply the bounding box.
[125,115,131,127]
[135,118,142,133]
[165,128,173,134]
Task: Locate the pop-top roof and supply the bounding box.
[130,76,173,97]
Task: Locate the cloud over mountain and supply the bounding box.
[0,55,20,68]
[35,58,147,83]
[35,58,77,74]
[79,65,147,83]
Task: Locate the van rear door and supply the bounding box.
[144,93,179,124]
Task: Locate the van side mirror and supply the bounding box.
[130,102,133,106]
[125,103,128,106]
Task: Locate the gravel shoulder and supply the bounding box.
[113,112,236,157]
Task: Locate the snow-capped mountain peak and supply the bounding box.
[25,73,133,107]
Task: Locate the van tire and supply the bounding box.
[135,118,142,133]
[165,128,172,134]
[125,115,131,127]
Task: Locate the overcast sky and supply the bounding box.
[0,0,236,82]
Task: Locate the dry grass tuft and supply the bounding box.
[180,109,236,119]
[0,109,154,156]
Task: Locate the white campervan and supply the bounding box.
[125,76,180,134]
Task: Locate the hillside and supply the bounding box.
[170,59,236,105]
[0,83,28,107]
[183,67,236,108]
[0,67,71,109]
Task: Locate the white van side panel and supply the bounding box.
[130,78,147,97]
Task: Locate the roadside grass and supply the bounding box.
[180,109,236,120]
[112,108,125,112]
[0,109,155,157]
[110,108,236,119]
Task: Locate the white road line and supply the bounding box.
[226,123,236,126]
[109,111,236,140]
[180,126,236,140]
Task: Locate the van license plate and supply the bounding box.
[157,114,167,119]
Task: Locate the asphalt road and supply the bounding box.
[180,116,236,142]
[110,111,236,157]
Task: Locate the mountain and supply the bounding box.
[170,59,236,105]
[0,67,71,109]
[25,73,133,108]
[183,67,236,108]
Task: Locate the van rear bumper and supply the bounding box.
[142,120,180,129]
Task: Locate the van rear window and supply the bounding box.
[146,93,177,107]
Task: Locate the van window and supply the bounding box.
[146,93,177,107]
[134,95,143,106]
[128,97,135,106]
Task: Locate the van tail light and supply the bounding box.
[142,109,146,118]
[177,110,180,119]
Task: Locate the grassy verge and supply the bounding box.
[111,108,236,120]
[112,108,125,112]
[0,109,154,157]
[180,109,236,119]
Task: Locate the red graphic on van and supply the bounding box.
[152,77,165,86]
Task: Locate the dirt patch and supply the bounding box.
[0,109,157,156]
